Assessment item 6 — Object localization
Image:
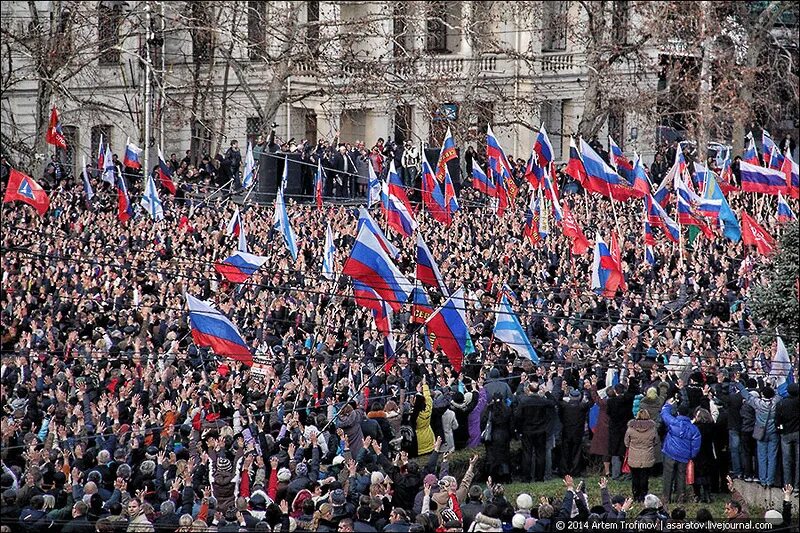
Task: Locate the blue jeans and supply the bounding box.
[729,430,742,478]
[756,432,779,486]
[781,432,799,488]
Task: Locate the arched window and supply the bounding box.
[98,1,123,65]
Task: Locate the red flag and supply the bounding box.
[609,231,628,292]
[3,169,50,216]
[561,203,591,255]
[46,106,67,149]
[740,211,775,255]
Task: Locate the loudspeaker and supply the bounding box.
[256,151,303,201]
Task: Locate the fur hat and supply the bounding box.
[277,468,291,482]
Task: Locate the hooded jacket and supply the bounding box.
[660,403,700,463]
[624,419,659,468]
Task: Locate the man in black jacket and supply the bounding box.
[514,380,557,481]
[776,383,799,488]
[560,387,593,476]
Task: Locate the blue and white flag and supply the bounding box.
[771,335,794,397]
[274,157,298,260]
[493,295,539,363]
[242,141,256,188]
[140,171,164,221]
[367,159,381,207]
[322,222,335,280]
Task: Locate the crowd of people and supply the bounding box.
[1,127,798,533]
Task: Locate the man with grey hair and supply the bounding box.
[635,494,668,526]
[153,500,179,532]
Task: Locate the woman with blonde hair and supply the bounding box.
[624,408,660,502]
[312,502,336,532]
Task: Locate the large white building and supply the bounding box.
[1,1,796,177]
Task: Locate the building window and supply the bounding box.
[56,5,74,61]
[542,1,567,52]
[307,1,320,58]
[426,1,449,53]
[540,100,564,159]
[246,117,266,147]
[98,2,122,65]
[394,105,412,145]
[248,1,267,60]
[612,1,629,45]
[304,110,318,145]
[190,1,212,64]
[56,126,79,177]
[190,120,212,164]
[608,102,625,147]
[393,4,409,57]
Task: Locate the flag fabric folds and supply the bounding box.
[703,172,741,242]
[608,135,633,181]
[435,127,458,183]
[645,194,680,243]
[471,159,497,197]
[123,138,142,169]
[322,222,336,280]
[186,294,252,364]
[343,225,413,312]
[523,191,540,245]
[273,158,298,260]
[46,106,67,149]
[674,171,716,239]
[140,171,164,222]
[740,161,788,195]
[158,149,177,194]
[443,165,459,219]
[421,150,449,223]
[777,192,796,223]
[565,136,588,184]
[743,133,760,166]
[771,335,794,397]
[780,150,799,199]
[315,159,325,209]
[741,210,775,255]
[630,153,651,198]
[494,295,539,363]
[116,175,133,223]
[578,138,639,201]
[416,233,449,296]
[227,207,242,237]
[3,169,50,216]
[561,203,591,255]
[242,141,256,189]
[357,207,400,259]
[591,233,623,298]
[367,159,381,207]
[411,283,434,324]
[533,125,554,170]
[381,161,417,237]
[352,281,384,314]
[214,252,268,283]
[96,134,106,172]
[424,287,470,372]
[762,130,783,170]
[81,156,95,208]
[101,145,117,186]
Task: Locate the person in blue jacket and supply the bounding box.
[660,399,701,504]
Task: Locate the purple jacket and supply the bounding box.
[467,388,488,448]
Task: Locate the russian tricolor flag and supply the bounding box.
[435,126,458,183]
[777,191,796,224]
[630,153,650,198]
[116,175,133,222]
[343,224,413,312]
[353,280,384,314]
[158,149,177,194]
[186,294,252,364]
[591,234,623,298]
[608,135,633,180]
[424,287,470,372]
[416,233,449,296]
[762,130,784,169]
[645,194,680,243]
[471,159,497,197]
[357,207,399,259]
[579,138,639,201]
[443,164,459,218]
[421,150,449,224]
[123,137,142,170]
[381,160,417,237]
[743,133,760,166]
[486,124,513,177]
[740,161,788,195]
[780,150,799,199]
[565,136,588,184]
[214,251,268,283]
[533,125,554,170]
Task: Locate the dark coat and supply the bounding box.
[607,389,636,457]
[514,393,556,435]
